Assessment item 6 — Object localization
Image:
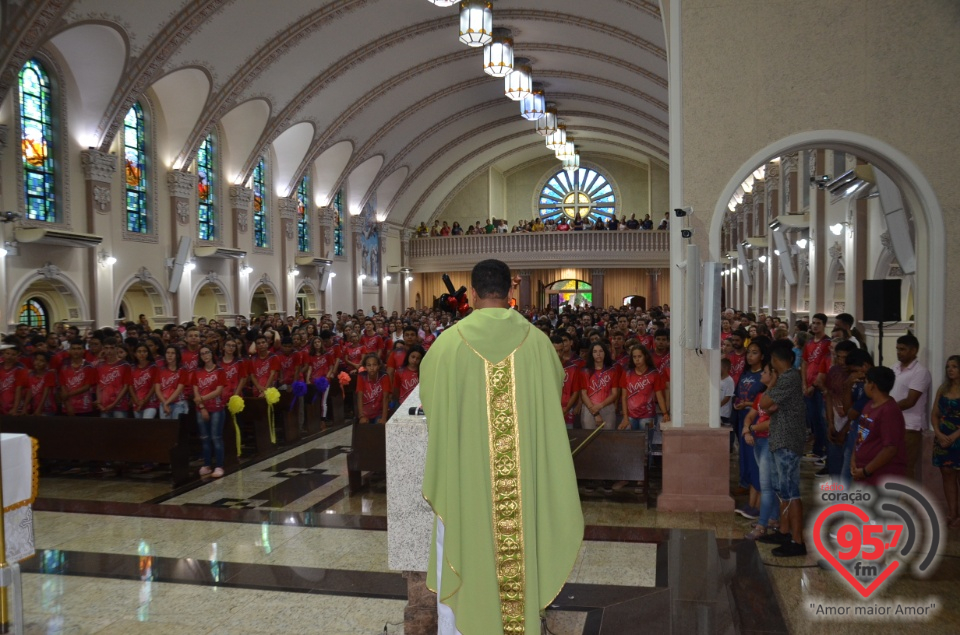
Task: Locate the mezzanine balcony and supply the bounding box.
[407,230,670,272]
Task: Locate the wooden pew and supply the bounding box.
[568,429,648,503]
[236,393,301,454]
[0,414,211,487]
[346,423,386,492]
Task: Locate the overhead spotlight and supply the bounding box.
[329,272,337,278]
[796,238,808,249]
[674,206,692,217]
[680,229,694,239]
[0,211,22,223]
[758,255,768,264]
[483,28,514,78]
[406,275,414,283]
[773,249,781,256]
[426,0,459,6]
[811,174,832,189]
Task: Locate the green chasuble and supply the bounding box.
[421,308,584,635]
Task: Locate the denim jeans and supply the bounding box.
[753,437,780,527]
[628,417,654,431]
[735,408,761,490]
[840,421,857,490]
[100,410,128,418]
[197,409,225,468]
[136,407,158,419]
[159,401,189,420]
[805,391,826,457]
[773,447,801,501]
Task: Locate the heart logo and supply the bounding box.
[812,503,900,598]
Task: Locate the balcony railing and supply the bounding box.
[407,230,670,271]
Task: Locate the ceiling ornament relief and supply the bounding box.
[0,0,71,104]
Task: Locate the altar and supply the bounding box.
[2,432,36,564]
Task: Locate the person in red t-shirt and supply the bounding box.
[96,337,132,417]
[356,353,391,424]
[360,319,385,359]
[726,329,747,386]
[248,335,280,397]
[553,334,585,429]
[180,327,202,371]
[802,314,833,460]
[579,342,621,430]
[155,345,189,419]
[386,326,421,382]
[276,337,299,388]
[59,340,96,416]
[193,346,226,478]
[853,366,907,486]
[129,344,158,418]
[742,363,779,540]
[304,334,339,419]
[0,346,26,416]
[393,345,425,405]
[618,345,668,430]
[219,338,248,400]
[21,351,57,415]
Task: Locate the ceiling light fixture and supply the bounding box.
[483,28,514,77]
[459,1,492,47]
[545,124,567,151]
[562,151,580,175]
[536,104,558,136]
[555,140,576,161]
[504,59,532,101]
[426,0,459,6]
[520,84,546,121]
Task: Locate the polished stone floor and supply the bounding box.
[15,425,960,634]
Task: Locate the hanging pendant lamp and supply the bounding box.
[520,85,546,121]
[563,152,580,175]
[504,60,532,101]
[427,0,459,6]
[483,28,514,77]
[555,141,576,161]
[536,104,558,136]
[546,124,567,151]
[459,1,493,47]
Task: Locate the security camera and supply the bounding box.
[0,211,22,223]
[810,175,832,189]
[674,207,692,217]
[681,229,694,239]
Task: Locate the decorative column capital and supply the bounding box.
[349,215,365,232]
[166,170,197,199]
[752,179,765,201]
[80,149,118,182]
[766,161,780,181]
[591,268,606,277]
[516,270,532,277]
[781,154,799,174]
[319,205,337,228]
[229,185,253,209]
[278,196,299,221]
[401,228,415,243]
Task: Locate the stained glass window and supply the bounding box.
[253,157,268,248]
[538,168,615,223]
[19,59,55,222]
[18,298,48,331]
[297,176,309,252]
[123,102,148,233]
[549,279,592,308]
[333,188,344,257]
[197,134,215,241]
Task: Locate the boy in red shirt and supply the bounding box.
[852,366,907,485]
[248,335,279,397]
[22,351,57,415]
[96,337,132,417]
[0,345,26,415]
[59,340,96,416]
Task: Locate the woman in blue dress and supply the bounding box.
[933,355,960,527]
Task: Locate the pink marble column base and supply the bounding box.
[656,427,735,512]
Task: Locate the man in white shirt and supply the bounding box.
[891,332,932,481]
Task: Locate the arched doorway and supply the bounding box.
[250,277,280,318]
[116,269,169,327]
[9,266,88,329]
[18,297,49,332]
[192,276,231,323]
[295,281,320,320]
[544,279,592,310]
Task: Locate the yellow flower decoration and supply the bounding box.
[264,387,281,405]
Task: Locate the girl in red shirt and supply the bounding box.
[580,342,620,430]
[219,338,247,400]
[618,345,667,430]
[356,353,391,424]
[742,363,779,540]
[305,336,339,419]
[130,344,158,418]
[22,352,57,416]
[393,345,425,405]
[154,345,189,419]
[193,346,226,477]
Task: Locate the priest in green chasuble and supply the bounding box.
[421,259,584,635]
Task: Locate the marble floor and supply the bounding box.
[14,425,960,634]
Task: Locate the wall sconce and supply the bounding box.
[384,275,392,282]
[795,238,808,249]
[406,276,414,283]
[239,260,253,275]
[98,250,117,267]
[184,260,196,271]
[289,266,300,276]
[358,274,367,281]
[329,272,337,278]
[758,255,768,264]
[829,222,852,236]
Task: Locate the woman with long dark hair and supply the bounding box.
[579,341,620,430]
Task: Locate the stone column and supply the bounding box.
[742,193,756,312]
[753,179,767,313]
[590,268,605,308]
[400,228,413,311]
[517,270,532,309]
[80,149,119,325]
[166,170,197,239]
[0,126,7,325]
[648,269,660,309]
[229,185,253,246]
[811,150,828,315]
[350,215,364,312]
[765,161,781,318]
[278,196,299,315]
[319,205,337,259]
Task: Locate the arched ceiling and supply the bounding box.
[10,0,667,228]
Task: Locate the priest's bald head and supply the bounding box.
[471,259,512,307]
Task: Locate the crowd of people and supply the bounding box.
[4,296,954,545]
[415,211,670,236]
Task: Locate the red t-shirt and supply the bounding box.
[248,354,280,396]
[751,393,771,439]
[638,334,655,352]
[25,369,57,414]
[855,398,907,485]
[341,344,365,371]
[652,350,671,375]
[802,336,832,387]
[620,368,664,419]
[276,352,299,386]
[360,333,384,356]
[180,348,201,372]
[581,365,621,405]
[561,356,585,406]
[394,367,420,403]
[220,358,247,399]
[0,364,25,415]
[422,333,436,350]
[130,363,158,410]
[727,350,746,386]
[98,361,132,411]
[193,366,226,412]
[306,350,338,380]
[156,366,189,402]
[59,363,96,414]
[357,371,391,420]
[386,349,408,370]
